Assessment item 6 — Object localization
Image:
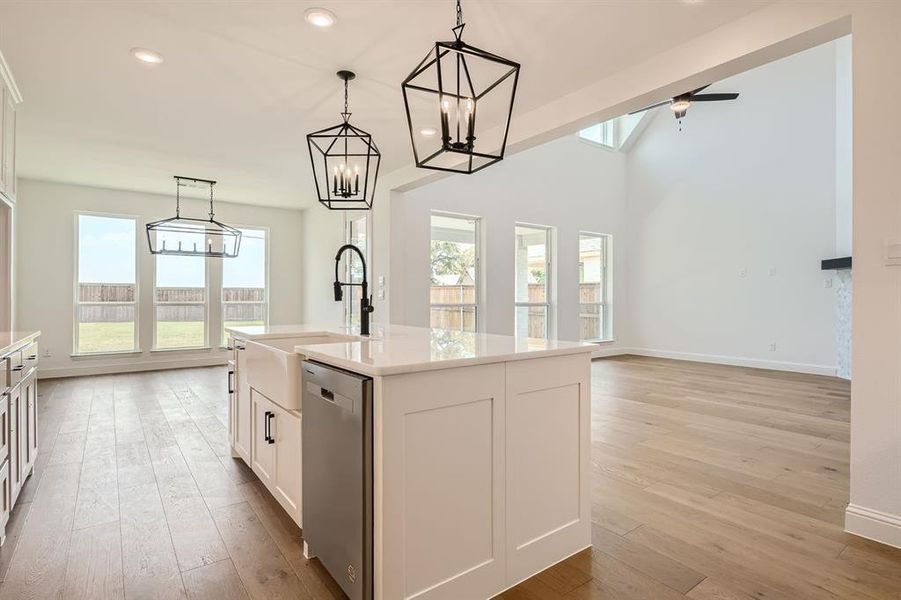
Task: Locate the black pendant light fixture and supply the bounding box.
[146,176,242,258]
[307,70,381,210]
[401,0,520,174]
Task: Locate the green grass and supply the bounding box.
[78,320,265,353]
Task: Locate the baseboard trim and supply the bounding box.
[845,504,901,549]
[593,347,837,377]
[38,356,228,379]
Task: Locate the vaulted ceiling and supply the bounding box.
[0,1,771,208]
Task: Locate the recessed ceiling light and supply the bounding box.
[131,47,163,65]
[420,127,438,137]
[305,8,337,28]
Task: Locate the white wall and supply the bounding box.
[16,178,304,377]
[300,205,345,325]
[624,41,840,374]
[390,135,628,344]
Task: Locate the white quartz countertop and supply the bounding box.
[226,323,595,376]
[0,330,40,357]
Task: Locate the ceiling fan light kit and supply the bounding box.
[633,84,739,130]
[401,0,520,175]
[146,176,242,258]
[307,70,382,211]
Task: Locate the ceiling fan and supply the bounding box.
[632,85,739,130]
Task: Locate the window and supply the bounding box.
[430,213,479,332]
[75,214,138,354]
[222,227,268,345]
[578,120,615,148]
[579,233,610,341]
[343,214,368,327]
[514,224,552,339]
[154,225,207,349]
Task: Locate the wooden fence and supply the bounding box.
[77,283,264,323]
[430,283,603,338]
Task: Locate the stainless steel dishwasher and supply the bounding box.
[301,360,373,600]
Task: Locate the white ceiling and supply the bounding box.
[0,1,770,209]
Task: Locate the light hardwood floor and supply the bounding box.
[0,357,899,599]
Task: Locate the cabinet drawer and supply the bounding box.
[22,342,38,372]
[0,393,7,465]
[0,356,8,393]
[7,351,22,388]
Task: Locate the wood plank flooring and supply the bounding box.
[0,357,898,599]
[502,355,901,600]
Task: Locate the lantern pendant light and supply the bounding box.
[307,70,381,210]
[401,0,520,174]
[145,176,242,258]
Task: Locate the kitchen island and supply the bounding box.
[226,323,593,600]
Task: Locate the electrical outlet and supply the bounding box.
[739,268,747,278]
[377,276,386,300]
[769,343,777,352]
[42,348,52,357]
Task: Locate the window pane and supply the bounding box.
[223,228,267,344]
[515,305,547,339]
[430,306,477,333]
[156,226,206,348]
[430,214,477,299]
[77,305,135,353]
[580,303,602,341]
[515,225,548,303]
[76,215,136,353]
[343,216,367,326]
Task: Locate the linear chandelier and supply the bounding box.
[401,0,520,174]
[145,176,241,258]
[307,70,381,210]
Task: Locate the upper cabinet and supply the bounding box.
[0,52,21,203]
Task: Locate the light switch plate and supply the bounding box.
[885,239,901,266]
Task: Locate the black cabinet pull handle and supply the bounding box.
[266,412,275,444]
[11,365,23,372]
[26,355,37,361]
[263,410,271,442]
[227,371,235,394]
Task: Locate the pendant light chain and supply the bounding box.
[209,182,215,221]
[175,179,181,218]
[456,0,463,27]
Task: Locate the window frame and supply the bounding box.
[72,211,140,356]
[221,224,270,345]
[577,119,617,149]
[343,212,371,327]
[514,223,554,339]
[429,211,482,333]
[578,231,612,343]
[151,232,210,351]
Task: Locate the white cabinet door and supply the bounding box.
[379,363,507,600]
[233,345,252,462]
[251,390,276,487]
[272,404,302,525]
[505,354,591,585]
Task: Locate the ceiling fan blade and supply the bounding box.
[629,99,671,114]
[690,93,739,102]
[689,84,711,95]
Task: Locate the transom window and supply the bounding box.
[514,224,552,339]
[74,214,138,354]
[430,213,480,332]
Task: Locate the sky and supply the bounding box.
[78,215,265,288]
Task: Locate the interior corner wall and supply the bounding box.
[623,40,840,375]
[389,134,629,345]
[15,178,304,378]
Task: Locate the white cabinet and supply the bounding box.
[250,389,302,525]
[377,354,591,599]
[230,340,252,462]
